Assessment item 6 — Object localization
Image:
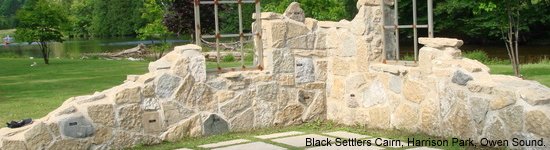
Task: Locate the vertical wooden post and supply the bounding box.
[394,0,400,60]
[413,0,418,61]
[238,0,245,69]
[380,0,386,62]
[428,0,434,38]
[255,0,263,69]
[214,0,221,70]
[194,0,201,45]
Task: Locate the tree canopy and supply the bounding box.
[15,0,67,64]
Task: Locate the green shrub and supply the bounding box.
[402,53,415,61]
[244,53,254,62]
[223,54,235,62]
[462,50,490,63]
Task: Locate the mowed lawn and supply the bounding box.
[489,63,550,87]
[0,58,149,124]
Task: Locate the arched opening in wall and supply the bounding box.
[383,0,433,65]
[194,0,263,73]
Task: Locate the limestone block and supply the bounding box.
[48,139,90,150]
[76,92,106,104]
[277,74,295,86]
[331,57,351,76]
[287,34,309,50]
[525,110,550,137]
[114,85,141,104]
[256,82,278,101]
[185,83,215,111]
[468,97,489,125]
[314,31,328,50]
[58,115,95,138]
[230,109,254,131]
[143,111,163,134]
[498,106,523,132]
[203,114,229,136]
[392,103,419,131]
[402,79,427,103]
[24,123,53,150]
[451,69,473,86]
[489,88,516,110]
[264,20,287,48]
[92,126,112,144]
[220,90,254,118]
[368,105,391,129]
[369,63,408,75]
[484,117,506,141]
[253,101,277,128]
[389,75,402,93]
[87,104,115,127]
[117,104,143,132]
[142,97,160,111]
[1,139,27,150]
[253,12,284,20]
[286,19,309,39]
[442,99,475,139]
[173,44,202,52]
[214,90,235,104]
[284,2,305,23]
[314,61,327,82]
[459,58,491,73]
[467,80,495,94]
[274,104,304,126]
[419,98,440,133]
[155,73,181,99]
[186,50,207,83]
[362,80,387,107]
[518,84,550,106]
[338,33,357,57]
[148,59,171,72]
[305,18,318,31]
[302,91,326,122]
[295,57,315,84]
[272,48,294,73]
[418,38,464,49]
[174,75,195,105]
[142,83,155,97]
[162,114,202,142]
[162,101,195,126]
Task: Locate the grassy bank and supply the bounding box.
[0,29,15,39]
[489,63,550,87]
[0,58,148,124]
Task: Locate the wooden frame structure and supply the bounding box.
[194,0,263,71]
[383,0,434,61]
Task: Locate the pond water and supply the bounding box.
[0,37,190,58]
[1,38,549,63]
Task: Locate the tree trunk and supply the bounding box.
[40,41,49,64]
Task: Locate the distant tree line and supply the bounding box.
[3,0,550,43]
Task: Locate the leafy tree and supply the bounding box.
[15,0,67,64]
[138,0,172,59]
[0,0,26,29]
[262,0,355,21]
[163,0,215,38]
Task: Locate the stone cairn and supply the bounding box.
[1,1,550,149]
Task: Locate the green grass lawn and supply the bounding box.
[488,63,550,87]
[0,58,149,124]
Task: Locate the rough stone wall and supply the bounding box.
[262,1,550,148]
[0,42,326,149]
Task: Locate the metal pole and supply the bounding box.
[238,0,245,69]
[214,0,221,70]
[428,0,434,38]
[194,0,201,45]
[255,0,263,69]
[394,0,399,60]
[413,0,418,61]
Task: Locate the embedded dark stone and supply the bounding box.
[452,70,473,86]
[59,115,95,138]
[202,114,229,136]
